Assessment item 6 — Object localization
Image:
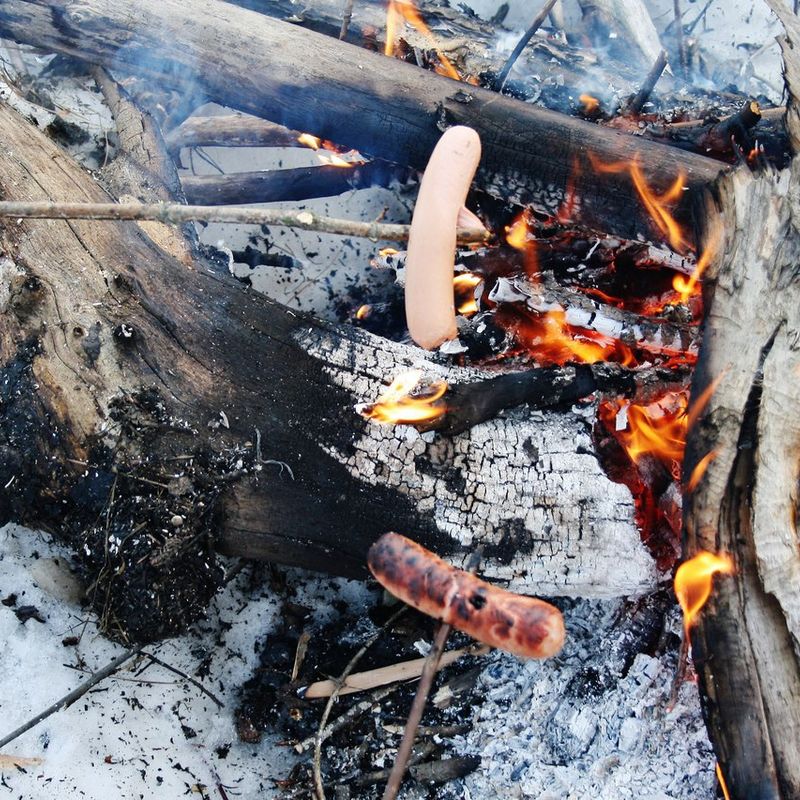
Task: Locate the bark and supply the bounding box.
[0,0,725,241]
[0,97,659,642]
[683,5,800,796]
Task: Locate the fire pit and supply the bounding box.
[0,0,798,798]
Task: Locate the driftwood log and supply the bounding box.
[682,3,800,797]
[0,0,725,241]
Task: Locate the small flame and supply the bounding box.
[453,272,482,316]
[590,154,689,253]
[579,93,599,114]
[297,133,321,150]
[614,393,689,475]
[355,304,372,320]
[379,247,399,257]
[716,764,732,800]
[685,449,718,493]
[359,370,447,425]
[505,211,539,278]
[672,226,722,304]
[674,550,735,636]
[384,0,461,80]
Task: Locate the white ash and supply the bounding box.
[455,598,715,800]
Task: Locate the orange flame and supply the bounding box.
[355,304,372,320]
[359,370,447,424]
[674,550,734,636]
[672,226,722,304]
[716,764,732,800]
[579,93,599,114]
[379,247,399,257]
[453,273,482,316]
[685,449,718,493]
[505,211,539,278]
[297,133,321,150]
[590,154,689,253]
[384,0,461,80]
[615,393,689,474]
[498,307,637,367]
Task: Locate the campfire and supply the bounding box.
[0,0,798,798]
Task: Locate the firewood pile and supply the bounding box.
[0,0,798,798]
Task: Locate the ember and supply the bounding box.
[357,369,447,425]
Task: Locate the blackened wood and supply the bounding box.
[180,161,406,205]
[0,0,724,241]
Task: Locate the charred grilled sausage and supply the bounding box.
[367,532,565,659]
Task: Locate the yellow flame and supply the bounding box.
[453,273,482,316]
[355,304,372,320]
[360,370,447,424]
[506,212,531,251]
[384,0,461,80]
[379,247,399,257]
[297,133,321,150]
[579,93,599,114]
[674,550,735,636]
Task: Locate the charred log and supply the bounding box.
[0,0,725,241]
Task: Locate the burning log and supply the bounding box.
[680,4,800,796]
[165,114,310,153]
[0,0,725,241]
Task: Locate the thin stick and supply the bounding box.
[673,0,687,74]
[339,0,354,39]
[627,50,669,114]
[312,607,406,800]
[0,645,143,749]
[0,200,489,245]
[381,547,484,800]
[381,622,451,800]
[494,0,559,88]
[141,651,224,708]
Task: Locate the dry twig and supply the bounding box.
[339,0,354,39]
[0,646,143,749]
[312,607,406,800]
[494,0,559,88]
[627,50,669,114]
[0,200,489,244]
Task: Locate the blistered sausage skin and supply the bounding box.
[405,126,482,350]
[367,532,565,659]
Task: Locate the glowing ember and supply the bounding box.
[590,154,689,253]
[674,550,734,636]
[685,449,718,493]
[355,304,372,320]
[579,93,600,114]
[358,370,447,425]
[453,273,482,316]
[297,133,321,150]
[384,0,461,80]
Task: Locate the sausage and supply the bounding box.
[367,532,565,659]
[405,126,482,350]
